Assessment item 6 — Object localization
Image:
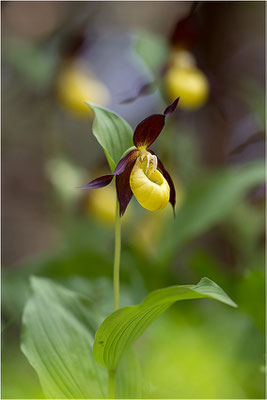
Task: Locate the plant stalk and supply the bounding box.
[113,200,121,311]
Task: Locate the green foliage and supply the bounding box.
[135,30,169,75]
[140,310,265,399]
[237,268,265,332]
[20,277,143,399]
[116,349,143,399]
[93,277,236,372]
[158,162,265,260]
[3,38,56,89]
[88,104,134,172]
[21,277,106,399]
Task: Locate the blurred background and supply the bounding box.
[2,1,265,399]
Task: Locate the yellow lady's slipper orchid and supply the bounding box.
[81,98,179,216]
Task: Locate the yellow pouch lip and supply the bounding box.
[147,169,165,185]
[130,161,170,211]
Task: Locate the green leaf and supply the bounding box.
[135,30,169,76]
[158,162,265,260]
[3,38,55,89]
[93,277,236,372]
[88,104,133,172]
[21,277,107,399]
[116,349,143,399]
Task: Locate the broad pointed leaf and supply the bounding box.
[93,278,236,372]
[21,277,107,399]
[88,103,133,172]
[20,277,144,399]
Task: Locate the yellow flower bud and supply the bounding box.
[57,61,110,118]
[130,153,170,211]
[165,66,209,110]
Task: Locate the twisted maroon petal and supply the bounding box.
[116,158,137,216]
[113,150,138,175]
[133,97,179,148]
[80,150,138,191]
[79,174,114,189]
[149,150,176,214]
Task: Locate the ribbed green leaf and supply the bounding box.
[20,277,143,399]
[88,103,133,172]
[21,277,107,399]
[93,277,237,372]
[116,349,143,399]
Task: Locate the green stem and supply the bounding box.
[113,200,121,311]
[108,200,121,398]
[108,370,116,399]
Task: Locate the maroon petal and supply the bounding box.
[149,151,176,214]
[169,10,198,50]
[79,174,114,189]
[116,158,136,216]
[80,151,138,190]
[164,97,180,115]
[113,149,138,175]
[133,114,165,148]
[133,98,179,148]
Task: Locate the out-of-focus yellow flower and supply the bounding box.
[57,61,110,118]
[87,184,116,225]
[165,49,209,110]
[87,182,132,225]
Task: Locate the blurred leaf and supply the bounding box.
[237,268,265,332]
[2,332,45,399]
[237,79,265,129]
[21,277,107,399]
[2,249,112,319]
[158,162,265,261]
[135,31,169,76]
[3,38,56,89]
[93,277,236,372]
[141,309,264,399]
[223,201,264,264]
[45,157,87,206]
[3,238,145,321]
[88,104,133,172]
